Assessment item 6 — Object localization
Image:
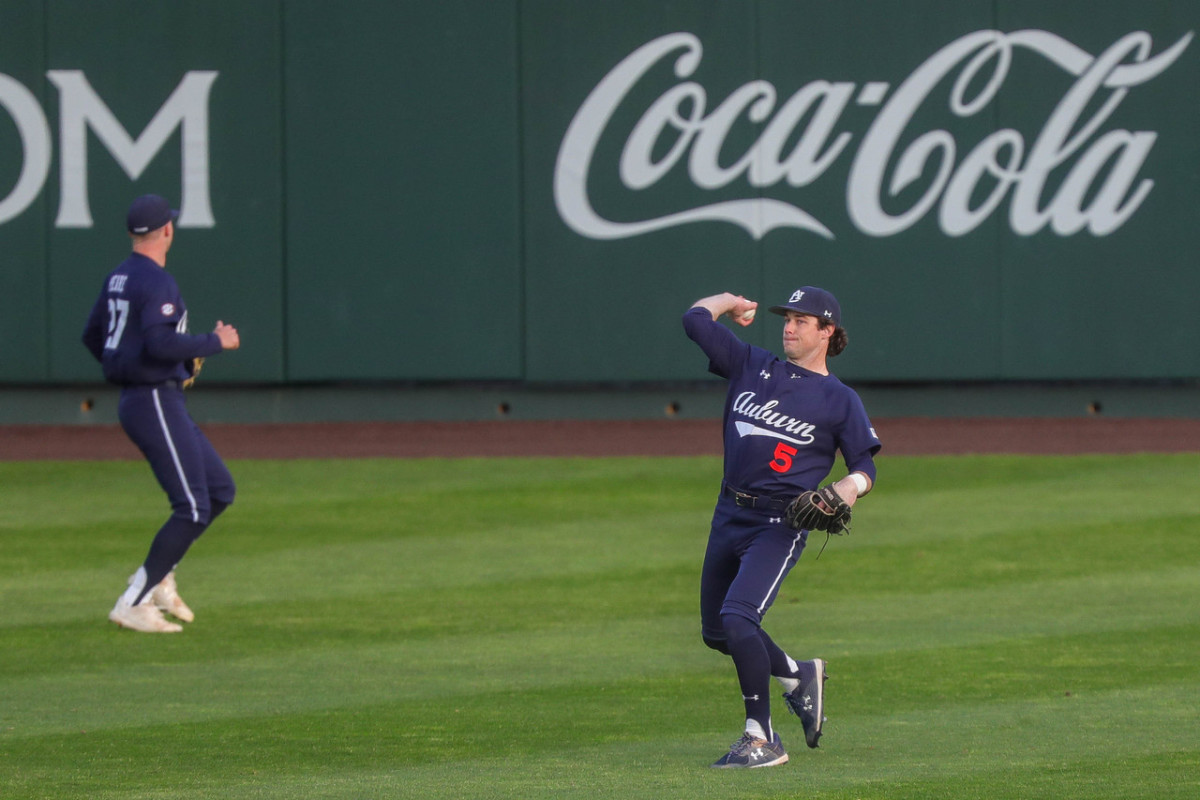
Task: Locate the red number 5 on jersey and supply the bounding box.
[769,442,797,473]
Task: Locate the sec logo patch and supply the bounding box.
[161,303,176,316]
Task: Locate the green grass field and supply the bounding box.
[2,452,1198,799]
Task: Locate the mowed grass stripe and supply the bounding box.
[7,454,1193,601]
[0,456,722,537]
[775,564,1200,654]
[0,512,708,628]
[9,503,1193,622]
[5,453,1194,551]
[4,518,1194,671]
[7,678,1198,800]
[35,747,1196,800]
[4,588,1195,736]
[3,551,1194,678]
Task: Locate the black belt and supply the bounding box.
[126,380,182,391]
[722,484,790,511]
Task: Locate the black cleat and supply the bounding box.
[783,657,827,748]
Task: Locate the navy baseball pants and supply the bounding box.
[119,384,235,602]
[700,499,807,642]
[700,498,808,731]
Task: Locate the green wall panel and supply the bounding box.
[522,0,766,382]
[994,0,1200,378]
[283,1,521,380]
[755,0,1001,381]
[0,2,47,380]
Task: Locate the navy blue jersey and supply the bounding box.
[82,253,222,385]
[683,306,880,496]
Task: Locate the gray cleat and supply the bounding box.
[711,731,789,768]
[783,657,827,748]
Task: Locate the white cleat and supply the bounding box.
[150,571,195,623]
[109,598,183,633]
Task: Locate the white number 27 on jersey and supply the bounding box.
[104,298,130,350]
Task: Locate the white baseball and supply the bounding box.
[740,308,756,322]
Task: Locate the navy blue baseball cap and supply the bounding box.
[769,286,842,327]
[126,194,178,234]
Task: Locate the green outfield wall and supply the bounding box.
[1,0,1198,389]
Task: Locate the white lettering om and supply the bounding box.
[0,71,217,228]
[555,30,1192,240]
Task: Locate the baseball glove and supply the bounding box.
[183,357,204,389]
[785,485,852,535]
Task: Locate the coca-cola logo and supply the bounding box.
[555,30,1192,240]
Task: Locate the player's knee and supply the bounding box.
[170,496,214,527]
[720,611,760,646]
[215,481,236,507]
[702,631,730,655]
[173,507,212,527]
[210,494,233,520]
[189,489,235,528]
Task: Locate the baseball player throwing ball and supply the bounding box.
[82,194,240,633]
[683,286,881,768]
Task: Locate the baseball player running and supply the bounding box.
[683,286,881,768]
[82,194,240,633]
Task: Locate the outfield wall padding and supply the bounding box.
[1,1,1197,388]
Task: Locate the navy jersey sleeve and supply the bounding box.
[682,306,751,379]
[835,386,881,483]
[134,268,222,363]
[143,324,222,362]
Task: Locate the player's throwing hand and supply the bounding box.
[214,321,240,350]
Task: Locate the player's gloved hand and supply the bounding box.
[183,357,204,390]
[785,485,852,535]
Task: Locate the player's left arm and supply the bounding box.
[830,468,873,508]
[81,287,110,362]
[143,322,224,362]
[829,389,881,507]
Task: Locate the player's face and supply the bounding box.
[782,312,829,363]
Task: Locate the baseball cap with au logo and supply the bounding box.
[768,286,842,327]
[126,194,179,234]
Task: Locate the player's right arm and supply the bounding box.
[137,273,232,362]
[683,297,758,380]
[690,292,758,326]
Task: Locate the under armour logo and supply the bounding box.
[823,310,833,318]
[743,694,760,702]
[759,370,771,380]
[770,517,782,524]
